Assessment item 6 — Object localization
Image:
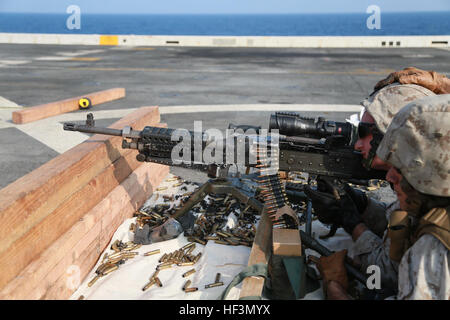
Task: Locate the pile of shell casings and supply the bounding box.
[142,242,202,292]
[88,240,141,287]
[185,193,259,248]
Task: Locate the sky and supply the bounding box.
[0,0,449,14]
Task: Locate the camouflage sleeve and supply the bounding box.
[397,234,450,300]
[360,197,388,237]
[351,229,399,291]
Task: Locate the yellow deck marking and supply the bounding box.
[99,35,119,46]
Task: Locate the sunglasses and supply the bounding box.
[357,122,377,139]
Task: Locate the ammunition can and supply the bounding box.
[182,269,196,278]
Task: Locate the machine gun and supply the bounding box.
[63,112,385,181]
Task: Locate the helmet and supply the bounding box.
[362,83,435,134]
[377,94,450,197]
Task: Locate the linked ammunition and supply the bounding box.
[205,282,224,289]
[144,249,161,256]
[182,269,196,278]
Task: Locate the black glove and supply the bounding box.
[343,184,368,214]
[304,178,363,235]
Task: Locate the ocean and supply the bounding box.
[0,12,449,36]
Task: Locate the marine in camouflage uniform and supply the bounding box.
[306,84,435,293]
[352,83,435,293]
[375,94,450,299]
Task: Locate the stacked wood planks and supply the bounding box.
[0,106,169,299]
[12,88,126,124]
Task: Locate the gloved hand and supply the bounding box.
[374,67,450,94]
[310,250,349,299]
[304,178,366,234]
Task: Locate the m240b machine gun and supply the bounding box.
[63,112,385,181]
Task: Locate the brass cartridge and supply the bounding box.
[142,279,156,291]
[182,269,196,278]
[155,277,163,287]
[184,287,198,293]
[205,282,224,289]
[215,273,221,283]
[144,249,161,256]
[183,280,192,291]
[88,275,101,287]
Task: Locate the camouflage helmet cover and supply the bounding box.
[377,94,450,197]
[361,83,435,134]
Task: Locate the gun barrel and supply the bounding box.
[63,123,124,136]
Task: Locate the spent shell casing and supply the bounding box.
[165,177,178,182]
[215,273,221,283]
[157,264,173,270]
[186,244,196,254]
[182,269,196,278]
[156,187,167,191]
[143,279,156,291]
[78,295,85,300]
[178,262,195,266]
[205,282,224,289]
[216,231,229,238]
[88,275,101,287]
[181,242,196,251]
[103,265,119,275]
[214,240,229,245]
[183,280,192,290]
[184,287,198,293]
[150,269,160,280]
[193,253,202,263]
[144,249,161,256]
[159,253,168,263]
[155,277,163,287]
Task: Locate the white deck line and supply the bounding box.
[0,33,449,48]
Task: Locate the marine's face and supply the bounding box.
[354,112,391,171]
[386,167,409,210]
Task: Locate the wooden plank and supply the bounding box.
[0,106,160,288]
[12,88,126,124]
[0,162,169,300]
[239,207,272,299]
